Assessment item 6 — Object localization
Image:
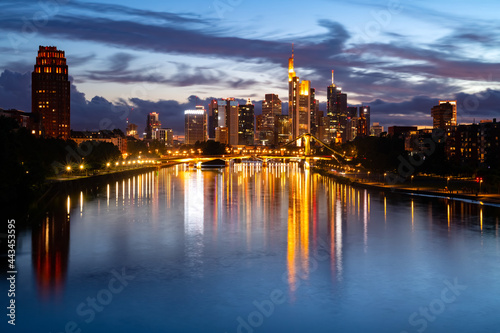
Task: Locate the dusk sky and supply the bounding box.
[1,0,500,134]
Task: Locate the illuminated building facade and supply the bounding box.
[370,122,384,137]
[345,106,358,141]
[445,119,499,167]
[215,98,238,145]
[357,116,368,137]
[145,112,161,140]
[126,122,138,139]
[288,47,310,141]
[317,111,329,143]
[360,106,370,133]
[158,128,173,147]
[310,89,319,136]
[255,114,264,143]
[184,106,206,145]
[261,94,282,145]
[215,126,228,145]
[238,99,255,145]
[388,126,418,137]
[71,130,128,154]
[275,115,291,145]
[432,101,457,130]
[326,70,347,143]
[32,46,70,139]
[207,99,218,140]
[262,94,282,129]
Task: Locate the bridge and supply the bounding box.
[159,133,346,168]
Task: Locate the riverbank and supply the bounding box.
[31,166,159,211]
[313,167,500,206]
[6,163,183,229]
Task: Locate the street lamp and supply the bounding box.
[79,164,88,176]
[411,175,414,185]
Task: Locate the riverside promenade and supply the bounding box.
[315,167,500,206]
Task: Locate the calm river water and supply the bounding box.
[5,163,500,332]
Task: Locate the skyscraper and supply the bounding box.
[275,115,291,145]
[261,94,282,145]
[215,99,227,144]
[360,106,371,133]
[184,106,206,145]
[238,99,255,145]
[158,128,173,146]
[288,46,310,141]
[326,70,347,143]
[214,98,238,146]
[432,101,457,129]
[310,88,319,136]
[225,98,239,146]
[145,112,161,140]
[262,94,282,129]
[346,107,358,141]
[440,100,457,125]
[32,46,70,139]
[357,116,368,137]
[207,99,218,140]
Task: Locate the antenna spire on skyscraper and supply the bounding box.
[332,70,334,85]
[288,43,296,81]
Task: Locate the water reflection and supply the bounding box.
[184,169,205,277]
[32,197,70,300]
[27,163,500,315]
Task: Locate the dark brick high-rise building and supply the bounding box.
[32,46,70,139]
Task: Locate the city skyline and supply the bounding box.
[1,0,500,134]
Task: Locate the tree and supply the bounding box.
[202,140,227,155]
[81,141,121,169]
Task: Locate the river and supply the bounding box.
[4,162,500,332]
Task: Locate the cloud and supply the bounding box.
[66,0,206,26]
[68,53,96,67]
[1,69,498,137]
[0,70,31,111]
[368,89,500,130]
[2,0,499,106]
[1,0,500,134]
[84,58,259,88]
